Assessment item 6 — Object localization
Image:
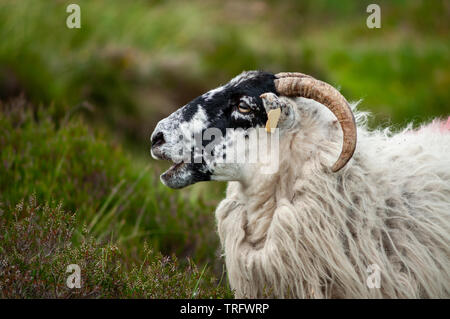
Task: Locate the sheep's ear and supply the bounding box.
[273,72,357,172]
[260,93,289,133]
[265,108,281,133]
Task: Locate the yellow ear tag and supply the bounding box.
[265,108,281,133]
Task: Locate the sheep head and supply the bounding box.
[150,71,356,189]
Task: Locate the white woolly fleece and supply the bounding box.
[215,98,450,298]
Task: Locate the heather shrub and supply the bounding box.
[0,195,232,298]
[0,97,222,265]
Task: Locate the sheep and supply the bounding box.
[150,70,450,298]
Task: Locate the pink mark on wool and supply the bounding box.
[419,117,450,133]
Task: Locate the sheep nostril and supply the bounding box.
[151,132,165,148]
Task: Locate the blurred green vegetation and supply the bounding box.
[0,98,222,264]
[0,0,449,297]
[1,0,448,147]
[0,195,232,298]
[0,98,230,297]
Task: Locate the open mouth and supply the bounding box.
[152,145,208,189]
[159,157,191,189]
[165,161,186,176]
[152,148,186,173]
[151,145,192,188]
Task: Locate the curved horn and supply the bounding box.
[274,72,357,172]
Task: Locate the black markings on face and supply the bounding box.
[187,71,277,135]
[182,103,199,122]
[159,71,278,186]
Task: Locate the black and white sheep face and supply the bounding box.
[150,71,281,189]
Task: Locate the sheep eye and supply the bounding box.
[237,102,251,114]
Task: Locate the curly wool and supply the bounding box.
[215,98,450,298]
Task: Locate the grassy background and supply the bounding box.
[0,0,449,297]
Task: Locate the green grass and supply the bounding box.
[0,99,232,297]
[1,0,448,149]
[0,0,448,298]
[0,98,223,266]
[0,195,233,298]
